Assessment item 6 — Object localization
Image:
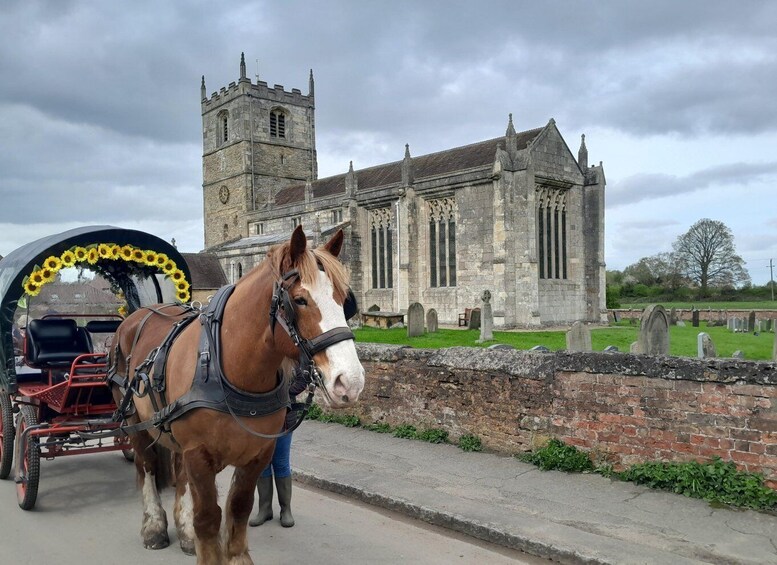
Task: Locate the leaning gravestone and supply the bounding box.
[604,345,619,353]
[732,350,745,360]
[676,320,686,327]
[613,311,621,323]
[629,341,639,353]
[426,308,438,333]
[407,302,425,337]
[697,332,717,358]
[566,321,592,352]
[692,309,700,328]
[766,319,773,332]
[530,345,550,352]
[478,290,493,342]
[488,344,516,350]
[748,311,756,333]
[669,308,678,325]
[635,304,670,355]
[467,308,481,330]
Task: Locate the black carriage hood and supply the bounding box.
[0,225,191,392]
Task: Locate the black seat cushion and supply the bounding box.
[26,319,93,367]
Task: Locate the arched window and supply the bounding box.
[370,208,393,289]
[223,223,229,240]
[237,263,243,279]
[217,110,229,145]
[270,109,287,139]
[536,187,568,280]
[428,198,457,288]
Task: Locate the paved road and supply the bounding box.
[0,451,541,564]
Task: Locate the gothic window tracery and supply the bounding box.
[370,208,393,289]
[217,110,229,145]
[536,186,568,280]
[428,198,457,288]
[270,108,287,139]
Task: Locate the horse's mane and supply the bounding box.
[264,240,350,303]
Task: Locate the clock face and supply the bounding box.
[219,186,230,204]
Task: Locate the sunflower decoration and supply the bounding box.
[162,259,177,275]
[175,279,190,292]
[117,305,128,318]
[44,255,62,271]
[60,249,77,268]
[143,250,158,267]
[98,243,113,259]
[40,267,56,283]
[23,278,41,297]
[86,248,99,265]
[176,289,191,302]
[154,253,168,268]
[131,248,145,263]
[29,270,46,286]
[73,246,88,262]
[170,269,185,283]
[120,245,134,261]
[110,244,121,259]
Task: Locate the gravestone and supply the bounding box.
[426,308,438,333]
[407,302,425,337]
[676,320,686,327]
[692,309,700,328]
[613,311,621,323]
[478,290,493,342]
[566,321,592,352]
[629,341,639,353]
[766,319,773,332]
[368,304,380,312]
[530,345,550,352]
[635,304,670,355]
[488,344,516,350]
[748,311,756,333]
[727,318,735,331]
[467,308,481,330]
[604,345,619,353]
[697,332,717,358]
[732,350,745,360]
[669,308,678,325]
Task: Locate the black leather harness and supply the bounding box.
[98,268,357,441]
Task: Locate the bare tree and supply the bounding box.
[672,219,750,296]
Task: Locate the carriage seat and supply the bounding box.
[25,319,93,368]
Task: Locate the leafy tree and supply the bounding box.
[623,252,686,292]
[672,219,750,296]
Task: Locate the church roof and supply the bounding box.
[275,127,543,206]
[180,252,228,290]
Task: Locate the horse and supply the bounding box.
[109,226,364,564]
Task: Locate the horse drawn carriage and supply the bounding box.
[0,225,191,510]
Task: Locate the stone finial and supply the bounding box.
[506,113,516,137]
[309,69,315,97]
[240,52,247,80]
[348,160,354,173]
[401,143,414,186]
[578,133,588,169]
[171,237,177,249]
[201,75,206,100]
[346,161,358,198]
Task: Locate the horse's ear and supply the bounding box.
[289,225,308,265]
[322,229,344,258]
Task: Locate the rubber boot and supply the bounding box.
[249,476,274,527]
[275,475,295,527]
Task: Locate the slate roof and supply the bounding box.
[274,127,543,207]
[180,252,228,289]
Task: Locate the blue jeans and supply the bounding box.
[260,432,292,478]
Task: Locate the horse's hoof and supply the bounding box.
[227,554,254,565]
[143,532,170,550]
[179,538,196,555]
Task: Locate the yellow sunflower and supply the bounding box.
[154,253,168,267]
[120,245,134,261]
[143,250,158,266]
[175,280,190,291]
[24,279,40,296]
[170,269,184,282]
[131,248,145,262]
[118,305,128,317]
[44,256,62,271]
[98,243,112,259]
[87,248,99,265]
[60,250,76,267]
[162,260,177,275]
[30,270,45,285]
[73,246,88,262]
[176,290,190,302]
[41,267,55,282]
[110,244,121,259]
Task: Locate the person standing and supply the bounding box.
[249,372,308,528]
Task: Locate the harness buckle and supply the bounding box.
[199,350,210,365]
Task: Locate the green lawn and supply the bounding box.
[354,323,776,360]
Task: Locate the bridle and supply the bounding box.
[268,268,357,405]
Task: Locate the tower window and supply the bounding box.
[332,209,343,224]
[292,216,302,228]
[270,109,286,139]
[217,111,229,145]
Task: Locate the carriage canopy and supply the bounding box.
[0,225,192,392]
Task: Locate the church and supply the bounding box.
[201,54,606,328]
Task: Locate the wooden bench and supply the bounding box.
[458,308,472,327]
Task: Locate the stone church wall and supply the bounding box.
[333,344,777,487]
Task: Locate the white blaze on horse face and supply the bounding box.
[303,271,365,407]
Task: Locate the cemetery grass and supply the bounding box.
[354,323,776,360]
[619,300,777,310]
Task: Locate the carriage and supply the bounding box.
[0,226,191,510]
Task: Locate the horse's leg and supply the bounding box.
[223,461,264,565]
[173,452,196,555]
[134,432,170,549]
[183,446,224,565]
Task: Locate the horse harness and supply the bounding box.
[103,268,357,441]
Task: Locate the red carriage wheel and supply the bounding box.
[0,393,14,479]
[15,404,40,510]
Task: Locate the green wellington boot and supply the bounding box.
[275,475,295,527]
[249,476,274,527]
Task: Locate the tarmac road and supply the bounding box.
[0,450,541,564]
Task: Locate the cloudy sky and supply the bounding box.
[1,0,776,284]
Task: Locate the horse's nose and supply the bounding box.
[332,373,351,403]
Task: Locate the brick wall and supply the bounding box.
[341,344,777,486]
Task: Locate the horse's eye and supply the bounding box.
[294,297,308,306]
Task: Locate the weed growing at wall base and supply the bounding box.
[517,439,595,472]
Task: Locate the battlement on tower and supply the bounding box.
[202,78,314,111]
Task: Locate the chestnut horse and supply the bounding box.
[109,227,364,564]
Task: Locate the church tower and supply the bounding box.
[201,53,317,248]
